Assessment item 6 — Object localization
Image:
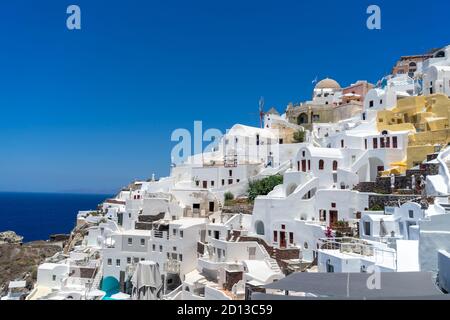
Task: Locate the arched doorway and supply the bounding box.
[368,157,384,181]
[255,220,265,235]
[297,113,308,125]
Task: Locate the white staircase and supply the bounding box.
[258,244,282,273]
[91,263,103,290]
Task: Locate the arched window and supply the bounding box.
[435,51,445,58]
[255,220,265,235]
[298,113,308,125]
[319,159,324,170]
[333,161,338,171]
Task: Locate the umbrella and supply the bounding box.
[110,292,131,300]
[131,261,163,300]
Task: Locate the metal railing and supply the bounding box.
[318,237,397,268]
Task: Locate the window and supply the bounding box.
[331,202,336,208]
[52,275,56,281]
[409,210,414,219]
[364,221,371,236]
[196,181,200,187]
[386,136,390,148]
[208,230,212,236]
[281,224,285,230]
[152,244,156,251]
[364,139,368,149]
[159,245,163,252]
[173,229,177,236]
[229,170,233,177]
[107,258,112,266]
[380,137,385,148]
[326,259,334,273]
[341,140,344,148]
[221,179,225,186]
[302,151,306,157]
[133,257,139,263]
[236,179,240,183]
[180,230,184,238]
[333,161,338,171]
[320,210,327,222]
[369,100,374,108]
[289,232,294,244]
[392,136,398,148]
[373,138,378,149]
[116,259,120,267]
[297,161,300,171]
[211,181,214,187]
[319,159,324,170]
[173,246,177,251]
[179,254,183,261]
[273,231,278,242]
[128,238,132,245]
[308,160,311,170]
[228,179,233,185]
[127,257,131,264]
[140,238,145,246]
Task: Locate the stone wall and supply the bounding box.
[135,222,152,230]
[224,270,243,291]
[138,213,165,223]
[368,194,420,210]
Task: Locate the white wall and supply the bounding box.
[419,213,450,274]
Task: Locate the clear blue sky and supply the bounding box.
[0,0,448,194]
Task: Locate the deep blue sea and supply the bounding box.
[0,192,112,242]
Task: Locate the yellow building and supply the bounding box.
[376,94,450,168]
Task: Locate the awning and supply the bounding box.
[261,272,443,299]
[9,281,26,289]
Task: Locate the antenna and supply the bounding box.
[259,96,265,128]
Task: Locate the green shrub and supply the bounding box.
[224,192,234,201]
[293,130,305,143]
[248,175,283,201]
[368,204,384,211]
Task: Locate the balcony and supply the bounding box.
[153,230,169,240]
[318,237,396,265]
[164,259,181,274]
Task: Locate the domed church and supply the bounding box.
[285,78,372,130]
[312,78,342,105]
